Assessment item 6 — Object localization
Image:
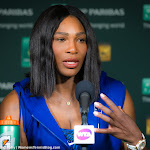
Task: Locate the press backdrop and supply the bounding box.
[0,0,150,148]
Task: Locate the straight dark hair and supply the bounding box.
[29,5,101,101]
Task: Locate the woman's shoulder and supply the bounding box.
[100,71,126,91]
[0,90,19,120]
[13,77,30,89]
[100,71,126,107]
[0,77,30,120]
[13,78,30,97]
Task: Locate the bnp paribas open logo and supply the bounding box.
[142,78,150,95]
[98,44,111,62]
[21,37,30,68]
[143,4,150,21]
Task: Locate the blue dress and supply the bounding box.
[13,71,126,150]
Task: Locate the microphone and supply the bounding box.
[75,80,95,124]
[74,80,95,149]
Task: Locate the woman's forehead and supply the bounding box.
[54,16,85,34]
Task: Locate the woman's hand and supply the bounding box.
[93,93,142,146]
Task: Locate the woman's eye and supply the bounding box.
[56,38,65,42]
[78,38,86,43]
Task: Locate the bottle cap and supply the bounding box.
[0,115,19,125]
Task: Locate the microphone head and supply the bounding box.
[75,80,95,103]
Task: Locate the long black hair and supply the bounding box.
[29,5,101,101]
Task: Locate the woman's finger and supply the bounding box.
[94,102,115,119]
[93,111,114,125]
[94,127,112,134]
[100,93,121,115]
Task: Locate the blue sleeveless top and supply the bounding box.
[61,128,80,150]
[13,71,126,150]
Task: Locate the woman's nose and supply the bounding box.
[66,41,78,54]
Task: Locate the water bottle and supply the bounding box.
[0,115,20,149]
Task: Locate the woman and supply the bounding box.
[0,5,147,150]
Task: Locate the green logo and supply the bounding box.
[21,37,30,68]
[51,3,67,6]
[142,78,150,95]
[143,4,150,21]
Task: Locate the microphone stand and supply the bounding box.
[81,113,88,150]
[75,81,95,150]
[79,92,90,150]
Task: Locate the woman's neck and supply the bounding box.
[55,75,76,96]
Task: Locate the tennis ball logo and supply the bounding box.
[76,129,92,140]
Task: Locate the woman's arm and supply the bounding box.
[122,90,147,150]
[0,90,28,146]
[122,90,136,150]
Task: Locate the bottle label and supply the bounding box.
[0,132,15,149]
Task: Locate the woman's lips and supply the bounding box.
[63,58,79,68]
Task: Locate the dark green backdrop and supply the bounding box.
[0,0,150,148]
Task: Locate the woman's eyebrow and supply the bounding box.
[76,32,86,36]
[54,32,86,36]
[54,32,69,36]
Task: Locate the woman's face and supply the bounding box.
[52,16,87,77]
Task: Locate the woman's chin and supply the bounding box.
[59,70,79,78]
